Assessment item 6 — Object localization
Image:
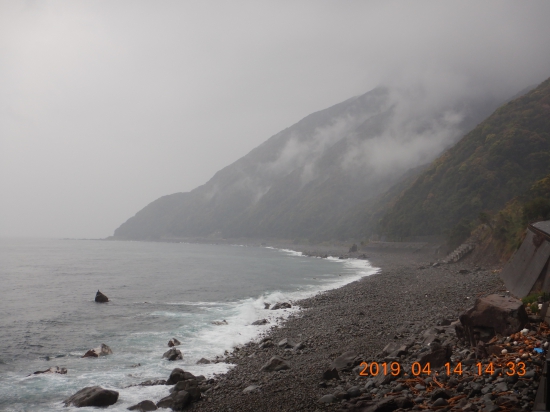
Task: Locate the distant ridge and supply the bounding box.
[112,86,510,242]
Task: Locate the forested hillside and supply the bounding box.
[378,77,550,242]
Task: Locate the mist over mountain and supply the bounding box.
[113,84,515,241]
[378,77,550,242]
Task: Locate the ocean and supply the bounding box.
[0,238,378,411]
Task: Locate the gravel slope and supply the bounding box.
[188,248,505,412]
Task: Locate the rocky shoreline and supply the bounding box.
[180,248,512,411]
[61,245,545,411]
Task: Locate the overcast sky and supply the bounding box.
[1,1,550,238]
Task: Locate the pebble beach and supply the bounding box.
[184,247,514,412]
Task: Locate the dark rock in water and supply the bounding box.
[32,366,67,375]
[156,391,191,410]
[459,294,528,345]
[170,379,197,393]
[163,348,183,361]
[63,386,119,407]
[95,290,108,303]
[260,356,290,372]
[332,351,357,371]
[252,319,269,325]
[170,380,201,401]
[138,379,166,386]
[82,343,113,358]
[322,368,339,380]
[166,368,185,385]
[127,400,158,411]
[271,302,291,310]
[211,319,228,325]
[167,338,181,347]
[264,303,270,309]
[180,386,201,401]
[196,357,211,364]
[166,368,196,385]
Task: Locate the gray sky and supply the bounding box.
[1,0,550,238]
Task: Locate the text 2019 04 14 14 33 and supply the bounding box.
[358,361,528,377]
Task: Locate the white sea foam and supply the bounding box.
[0,244,378,412]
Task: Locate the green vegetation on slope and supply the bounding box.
[378,77,550,244]
[485,172,550,258]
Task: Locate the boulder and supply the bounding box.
[166,368,196,385]
[264,303,270,309]
[32,366,67,375]
[170,381,201,402]
[349,243,358,253]
[82,343,113,358]
[95,290,109,303]
[196,357,211,364]
[163,348,183,361]
[418,344,452,369]
[156,391,191,410]
[271,302,291,310]
[260,356,290,372]
[332,351,358,371]
[168,338,181,347]
[459,294,528,345]
[63,386,119,407]
[128,400,158,411]
[252,319,269,325]
[170,379,197,392]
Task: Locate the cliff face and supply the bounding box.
[113,86,506,241]
[378,77,550,240]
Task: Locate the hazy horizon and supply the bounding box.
[2,1,550,238]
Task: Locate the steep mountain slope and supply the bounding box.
[113,86,507,241]
[378,77,550,240]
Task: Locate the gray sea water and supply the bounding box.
[0,238,377,411]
